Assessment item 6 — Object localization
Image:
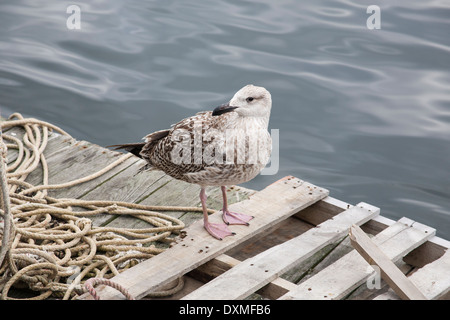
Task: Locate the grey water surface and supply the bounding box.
[1,0,449,237]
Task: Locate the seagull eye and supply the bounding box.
[246,97,254,102]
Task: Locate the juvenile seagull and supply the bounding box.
[110,85,272,240]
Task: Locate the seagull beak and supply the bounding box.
[212,104,238,116]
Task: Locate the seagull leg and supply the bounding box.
[200,187,235,240]
[221,186,254,225]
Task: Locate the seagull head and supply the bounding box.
[212,85,272,120]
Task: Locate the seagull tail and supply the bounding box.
[107,143,145,158]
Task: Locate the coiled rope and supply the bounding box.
[0,113,206,300]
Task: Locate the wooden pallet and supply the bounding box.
[2,119,449,300]
[79,177,449,300]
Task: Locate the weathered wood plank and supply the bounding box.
[256,276,297,300]
[223,196,349,265]
[348,224,428,300]
[373,249,450,300]
[24,140,138,199]
[226,214,313,262]
[78,176,329,300]
[188,253,297,300]
[280,218,435,300]
[80,158,167,201]
[183,202,378,300]
[293,235,354,284]
[298,216,403,285]
[277,196,355,284]
[78,159,171,226]
[347,261,413,300]
[85,168,254,229]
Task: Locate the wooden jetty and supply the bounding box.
[1,116,449,300]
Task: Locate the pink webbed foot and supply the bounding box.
[222,210,254,226]
[204,221,236,240]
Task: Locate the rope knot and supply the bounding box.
[106,204,119,213]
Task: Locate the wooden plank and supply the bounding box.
[188,253,296,300]
[294,236,354,284]
[304,215,407,285]
[226,213,313,262]
[373,249,450,300]
[347,261,413,300]
[190,195,356,299]
[209,197,351,285]
[188,197,354,298]
[256,277,297,300]
[182,202,378,300]
[280,218,435,300]
[25,140,138,199]
[80,158,167,202]
[78,176,329,300]
[349,224,428,300]
[78,159,171,226]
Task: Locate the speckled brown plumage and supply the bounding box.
[139,109,271,187]
[110,84,272,240]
